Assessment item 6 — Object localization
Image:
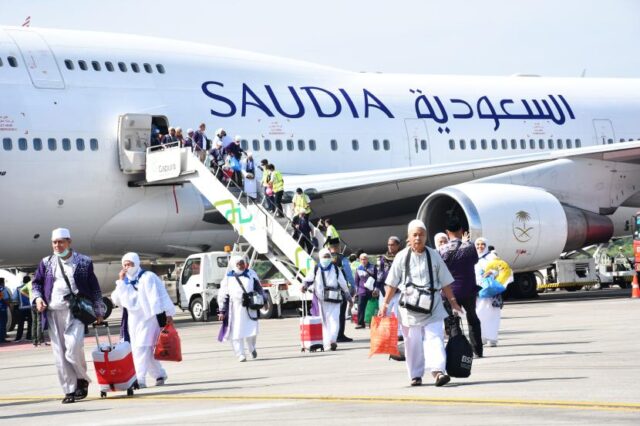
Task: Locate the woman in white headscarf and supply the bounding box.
[217,255,265,362]
[303,248,353,351]
[380,220,462,387]
[111,252,176,388]
[434,232,449,252]
[474,238,508,347]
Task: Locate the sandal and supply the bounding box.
[62,393,75,404]
[74,379,89,400]
[434,373,451,387]
[410,377,422,386]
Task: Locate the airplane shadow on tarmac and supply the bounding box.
[444,376,587,387]
[0,409,108,420]
[483,350,601,358]
[496,341,592,348]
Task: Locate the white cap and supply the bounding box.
[407,219,426,232]
[234,135,241,142]
[51,228,71,241]
[187,128,194,134]
[230,254,246,266]
[246,151,253,157]
[216,128,225,135]
[121,252,140,268]
[319,248,331,258]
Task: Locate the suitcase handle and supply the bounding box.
[93,322,113,349]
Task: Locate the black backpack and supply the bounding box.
[445,315,473,378]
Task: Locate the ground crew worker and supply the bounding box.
[380,220,462,387]
[261,161,274,212]
[268,164,285,217]
[14,276,33,342]
[324,218,340,246]
[292,188,312,217]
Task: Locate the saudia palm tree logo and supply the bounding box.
[513,210,534,242]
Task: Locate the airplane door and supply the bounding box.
[118,114,152,174]
[6,29,65,89]
[404,119,431,166]
[593,119,616,145]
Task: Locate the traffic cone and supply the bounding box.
[632,273,640,299]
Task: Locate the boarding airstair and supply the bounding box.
[142,143,320,290]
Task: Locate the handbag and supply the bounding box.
[154,323,182,362]
[445,315,473,378]
[57,256,97,326]
[479,276,506,298]
[234,275,265,310]
[399,250,435,315]
[319,266,343,303]
[369,315,400,358]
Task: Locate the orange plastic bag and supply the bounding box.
[369,315,400,358]
[154,323,183,362]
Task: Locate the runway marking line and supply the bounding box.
[2,394,640,413]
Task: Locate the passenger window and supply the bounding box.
[62,138,71,151]
[143,63,153,73]
[449,139,455,150]
[18,138,27,151]
[620,138,626,142]
[491,139,498,150]
[156,64,165,74]
[2,138,11,151]
[91,61,101,71]
[330,139,338,151]
[252,139,260,151]
[607,138,614,144]
[470,139,477,150]
[538,139,545,149]
[105,61,114,72]
[480,139,487,150]
[90,138,99,151]
[548,139,554,149]
[76,138,85,151]
[566,139,572,149]
[78,60,88,71]
[575,139,582,148]
[131,63,140,73]
[373,139,380,151]
[383,139,390,150]
[240,140,248,151]
[309,139,316,151]
[501,139,507,150]
[520,139,526,149]
[352,139,359,151]
[275,139,283,151]
[287,139,294,151]
[510,139,517,150]
[48,138,57,151]
[118,62,127,72]
[529,139,535,149]
[7,56,18,67]
[557,139,563,149]
[64,59,74,70]
[33,138,43,151]
[420,139,427,150]
[0,57,3,67]
[298,139,306,151]
[263,139,272,151]
[460,139,466,150]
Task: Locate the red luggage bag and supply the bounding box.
[92,322,138,398]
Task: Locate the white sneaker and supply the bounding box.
[238,355,247,362]
[155,376,167,386]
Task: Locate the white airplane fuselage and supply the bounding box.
[2,26,640,267]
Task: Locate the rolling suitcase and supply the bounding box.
[300,297,324,352]
[92,322,138,398]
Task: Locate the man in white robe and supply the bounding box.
[111,252,176,388]
[303,249,353,351]
[217,255,265,362]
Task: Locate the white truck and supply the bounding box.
[171,251,309,322]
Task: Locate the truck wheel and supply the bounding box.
[260,293,275,319]
[512,272,538,299]
[190,296,205,322]
[102,297,113,320]
[534,271,546,294]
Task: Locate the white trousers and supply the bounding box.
[133,346,166,385]
[320,302,341,349]
[47,308,91,394]
[231,336,257,357]
[402,322,447,380]
[476,298,501,342]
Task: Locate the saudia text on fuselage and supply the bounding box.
[201,82,576,132]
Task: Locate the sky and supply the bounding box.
[1,0,639,78]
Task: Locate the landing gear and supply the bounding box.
[510,272,539,299]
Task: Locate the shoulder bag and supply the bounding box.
[399,250,436,315]
[58,257,97,326]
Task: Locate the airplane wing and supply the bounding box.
[285,141,640,227]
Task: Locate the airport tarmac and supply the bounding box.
[1,290,639,425]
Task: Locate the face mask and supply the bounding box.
[234,267,245,275]
[55,249,70,258]
[126,265,140,279]
[320,258,332,268]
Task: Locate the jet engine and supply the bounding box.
[417,183,613,298]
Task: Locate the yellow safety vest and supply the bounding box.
[326,224,340,239]
[271,170,284,192]
[261,170,271,187]
[293,193,311,214]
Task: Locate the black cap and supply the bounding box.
[445,216,462,232]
